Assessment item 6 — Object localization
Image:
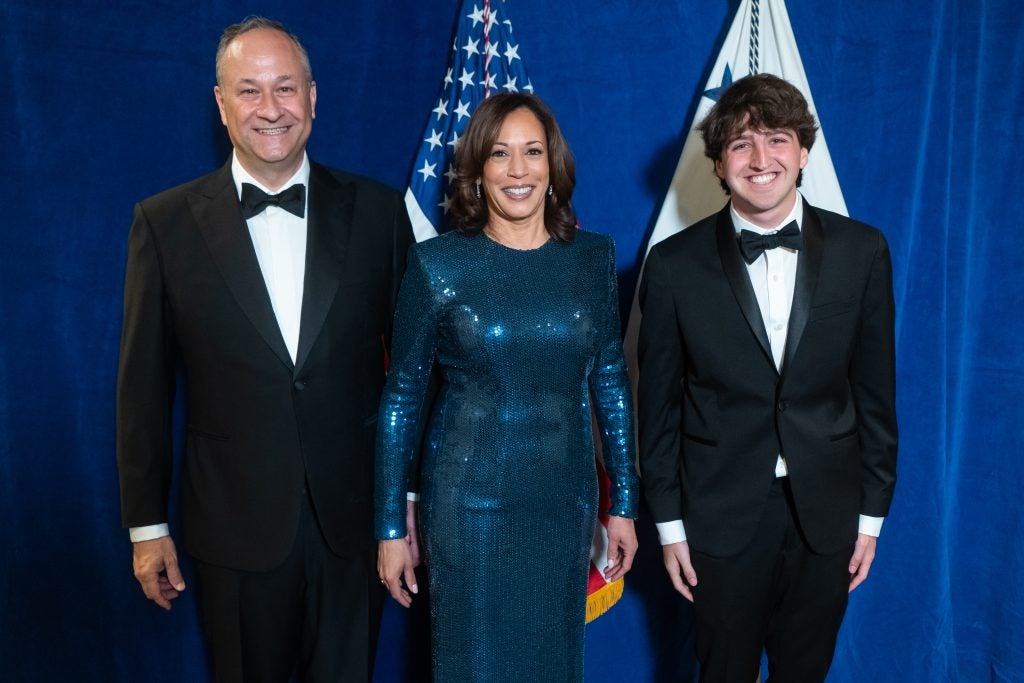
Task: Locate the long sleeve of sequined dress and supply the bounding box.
[375,230,637,682]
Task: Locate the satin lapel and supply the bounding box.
[716,206,775,371]
[189,163,293,370]
[293,163,349,376]
[781,203,824,374]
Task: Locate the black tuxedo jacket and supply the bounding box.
[638,201,897,557]
[116,160,414,571]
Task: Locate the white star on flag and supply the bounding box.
[416,160,437,181]
[439,193,453,214]
[432,98,448,120]
[424,129,443,151]
[458,68,476,89]
[461,37,480,57]
[446,130,460,150]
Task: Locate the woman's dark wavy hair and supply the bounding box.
[698,73,818,194]
[448,93,577,242]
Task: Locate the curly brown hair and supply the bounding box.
[698,73,818,193]
[448,93,577,242]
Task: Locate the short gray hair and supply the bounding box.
[215,17,313,86]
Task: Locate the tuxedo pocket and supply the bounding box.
[808,296,856,322]
[682,432,718,447]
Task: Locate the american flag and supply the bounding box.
[404,0,624,623]
[404,0,533,241]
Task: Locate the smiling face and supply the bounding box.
[214,28,316,190]
[715,125,808,228]
[480,107,550,232]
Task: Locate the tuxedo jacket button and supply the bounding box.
[777,401,788,412]
[294,380,306,391]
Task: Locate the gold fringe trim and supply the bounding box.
[585,577,624,624]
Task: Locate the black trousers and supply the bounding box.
[690,478,853,683]
[193,493,385,682]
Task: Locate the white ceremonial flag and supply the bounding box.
[625,0,847,366]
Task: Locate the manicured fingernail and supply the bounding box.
[411,584,419,594]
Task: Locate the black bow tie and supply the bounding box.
[240,182,306,219]
[737,221,802,264]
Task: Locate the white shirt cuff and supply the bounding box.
[656,517,881,545]
[406,491,420,502]
[656,520,687,545]
[858,515,884,537]
[129,523,170,543]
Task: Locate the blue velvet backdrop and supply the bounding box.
[1,1,1022,681]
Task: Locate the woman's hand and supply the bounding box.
[603,515,638,582]
[378,538,418,607]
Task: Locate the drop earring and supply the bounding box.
[475,182,482,199]
[547,184,554,197]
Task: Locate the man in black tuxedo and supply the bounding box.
[638,73,897,681]
[116,17,414,681]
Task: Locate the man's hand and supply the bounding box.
[603,516,638,582]
[378,538,418,608]
[848,533,877,592]
[663,541,698,602]
[406,500,422,568]
[133,536,186,610]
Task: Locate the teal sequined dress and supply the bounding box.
[375,230,638,682]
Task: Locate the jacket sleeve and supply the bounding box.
[637,245,686,523]
[850,230,898,517]
[116,203,177,528]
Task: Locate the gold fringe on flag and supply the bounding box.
[585,577,624,624]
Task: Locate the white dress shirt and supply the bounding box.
[232,154,310,363]
[129,152,311,543]
[656,194,883,545]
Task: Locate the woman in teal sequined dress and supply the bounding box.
[375,93,639,682]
